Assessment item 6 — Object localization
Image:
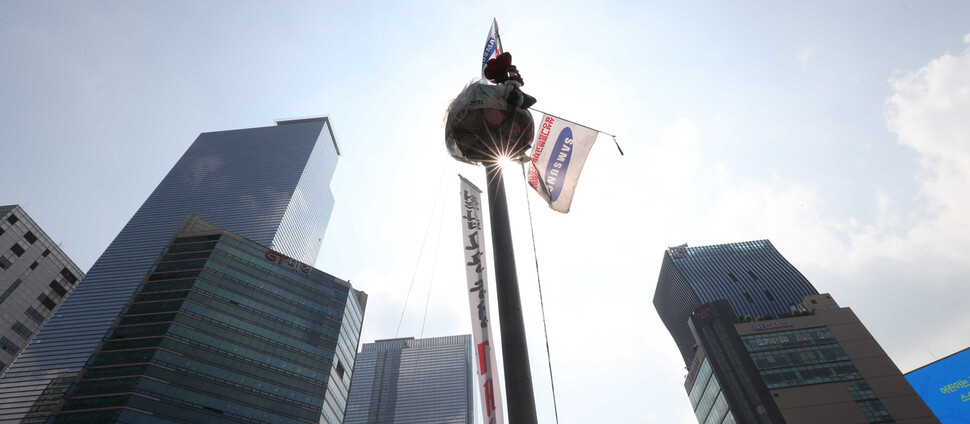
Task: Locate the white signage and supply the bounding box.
[459,175,505,424]
[752,320,793,331]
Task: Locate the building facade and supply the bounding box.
[47,215,365,423]
[656,241,937,424]
[0,206,84,376]
[654,240,820,364]
[345,335,474,424]
[0,117,341,422]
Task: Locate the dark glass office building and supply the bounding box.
[0,118,341,422]
[345,335,474,424]
[653,240,819,364]
[0,205,84,376]
[47,215,365,423]
[655,241,937,424]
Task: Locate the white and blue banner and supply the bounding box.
[528,114,599,213]
[481,18,503,79]
[459,175,505,424]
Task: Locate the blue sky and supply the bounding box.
[3,1,970,422]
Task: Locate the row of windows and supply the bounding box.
[130,375,319,422]
[741,327,835,353]
[195,268,346,326]
[0,337,20,355]
[749,344,850,370]
[187,276,343,336]
[11,322,32,339]
[173,305,337,362]
[0,279,22,303]
[759,360,861,389]
[164,321,335,374]
[213,240,348,299]
[179,286,341,342]
[843,380,894,423]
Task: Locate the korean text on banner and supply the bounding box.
[528,114,599,213]
[481,19,503,78]
[459,175,505,424]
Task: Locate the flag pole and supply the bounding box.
[485,163,539,424]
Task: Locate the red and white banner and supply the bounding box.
[459,175,504,424]
[528,114,599,213]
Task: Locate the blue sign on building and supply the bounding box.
[905,347,970,423]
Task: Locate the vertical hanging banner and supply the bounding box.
[459,175,505,424]
[528,114,599,213]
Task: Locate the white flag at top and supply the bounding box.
[528,114,599,213]
[481,18,503,78]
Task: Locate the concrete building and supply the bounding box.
[345,335,474,424]
[48,215,365,423]
[0,205,83,376]
[0,117,341,422]
[656,241,938,424]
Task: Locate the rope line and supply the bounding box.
[519,163,561,424]
[420,162,453,338]
[395,161,450,338]
[402,162,453,418]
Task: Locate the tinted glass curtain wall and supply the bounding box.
[653,240,819,364]
[0,118,340,422]
[49,216,366,424]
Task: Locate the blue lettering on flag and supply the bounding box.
[544,127,574,202]
[482,37,497,68]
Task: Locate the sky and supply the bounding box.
[2,1,970,422]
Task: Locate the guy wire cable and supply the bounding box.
[395,159,450,338]
[403,160,454,418]
[420,162,452,338]
[519,162,561,424]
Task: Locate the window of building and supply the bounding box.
[10,243,25,257]
[743,292,753,303]
[38,293,57,310]
[49,280,67,297]
[5,214,18,225]
[748,270,758,280]
[60,268,78,285]
[335,359,345,379]
[0,337,19,354]
[24,231,37,244]
[29,261,39,270]
[0,227,4,237]
[0,256,10,270]
[0,279,22,303]
[41,248,50,257]
[764,290,775,301]
[11,322,32,339]
[25,307,45,324]
[728,272,738,282]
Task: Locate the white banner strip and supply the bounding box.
[459,175,505,424]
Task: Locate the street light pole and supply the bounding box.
[484,163,538,424]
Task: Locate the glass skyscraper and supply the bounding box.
[653,240,819,364]
[0,117,341,422]
[344,335,474,424]
[47,215,365,423]
[655,241,937,424]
